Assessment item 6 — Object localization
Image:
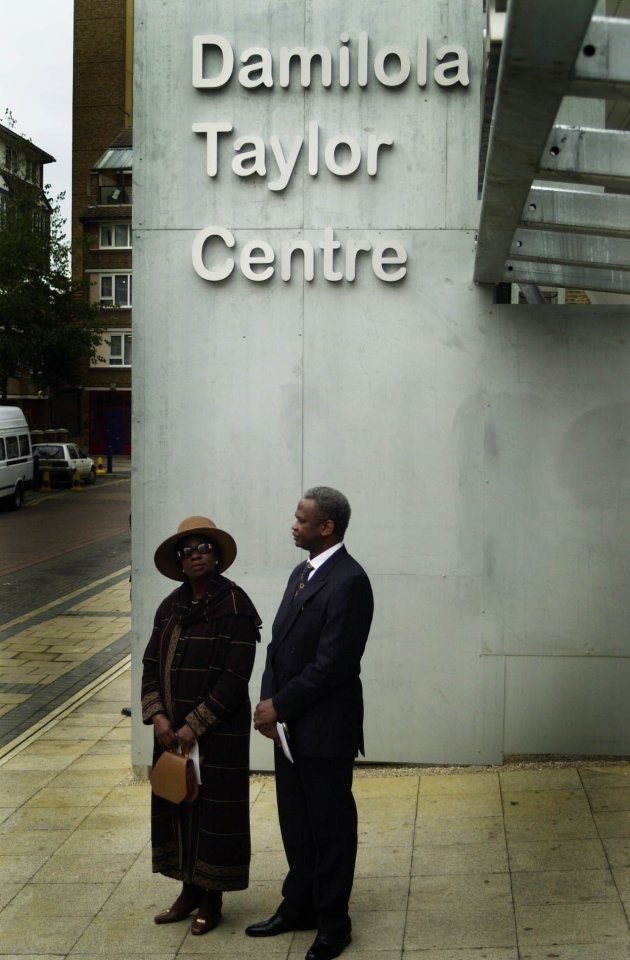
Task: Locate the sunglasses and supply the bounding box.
[177,542,215,560]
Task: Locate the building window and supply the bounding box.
[108,331,132,366]
[100,273,132,307]
[90,330,132,368]
[25,159,40,185]
[98,172,132,205]
[100,223,132,248]
[4,146,19,173]
[32,207,48,235]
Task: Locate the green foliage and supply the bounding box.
[2,108,17,130]
[0,185,105,400]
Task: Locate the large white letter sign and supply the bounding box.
[324,136,361,177]
[192,122,233,176]
[372,242,407,282]
[373,45,411,86]
[192,226,235,282]
[232,136,267,177]
[279,46,333,87]
[192,35,234,88]
[434,45,469,87]
[239,47,274,88]
[240,241,275,281]
[191,228,409,283]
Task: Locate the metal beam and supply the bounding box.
[503,260,630,295]
[510,228,630,271]
[478,2,506,194]
[521,186,630,237]
[474,0,599,284]
[541,125,630,189]
[570,16,630,101]
[518,283,547,304]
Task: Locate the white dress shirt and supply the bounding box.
[307,541,344,579]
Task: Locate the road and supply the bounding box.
[0,472,131,750]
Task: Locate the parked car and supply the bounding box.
[32,443,97,486]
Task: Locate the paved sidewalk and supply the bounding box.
[1,637,630,959]
[0,572,131,749]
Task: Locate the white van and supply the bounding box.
[0,406,34,510]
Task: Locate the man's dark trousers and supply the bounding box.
[275,751,356,938]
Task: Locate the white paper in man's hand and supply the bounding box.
[277,722,294,763]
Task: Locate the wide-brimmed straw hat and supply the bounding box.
[154,516,237,581]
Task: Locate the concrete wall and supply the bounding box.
[131,0,630,769]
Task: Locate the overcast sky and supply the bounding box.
[1,1,74,233]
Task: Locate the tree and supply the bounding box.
[0,184,105,402]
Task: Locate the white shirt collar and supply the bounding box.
[307,541,344,577]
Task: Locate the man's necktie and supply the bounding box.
[294,561,314,599]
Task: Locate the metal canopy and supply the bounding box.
[475,0,630,299]
[93,147,133,171]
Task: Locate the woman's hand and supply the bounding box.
[153,713,178,751]
[176,723,197,752]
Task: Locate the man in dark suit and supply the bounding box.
[246,486,374,960]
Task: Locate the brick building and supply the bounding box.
[72,0,133,454]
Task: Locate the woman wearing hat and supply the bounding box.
[141,516,261,935]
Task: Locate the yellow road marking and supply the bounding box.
[27,476,129,507]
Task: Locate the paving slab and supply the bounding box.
[418,794,504,819]
[418,772,501,797]
[515,900,630,946]
[503,812,599,841]
[499,768,583,791]
[404,902,516,950]
[602,837,630,869]
[502,789,591,816]
[580,767,630,789]
[594,810,630,837]
[586,786,630,812]
[403,951,518,960]
[409,872,512,906]
[412,840,509,876]
[414,815,504,845]
[507,838,608,872]
[510,867,619,905]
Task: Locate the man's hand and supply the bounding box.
[257,721,279,741]
[253,698,278,730]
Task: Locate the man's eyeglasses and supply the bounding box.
[177,542,215,560]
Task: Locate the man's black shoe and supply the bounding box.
[305,931,352,960]
[245,913,316,937]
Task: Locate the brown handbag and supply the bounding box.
[150,750,199,804]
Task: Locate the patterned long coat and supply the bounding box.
[141,575,261,891]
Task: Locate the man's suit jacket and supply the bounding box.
[261,545,373,759]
